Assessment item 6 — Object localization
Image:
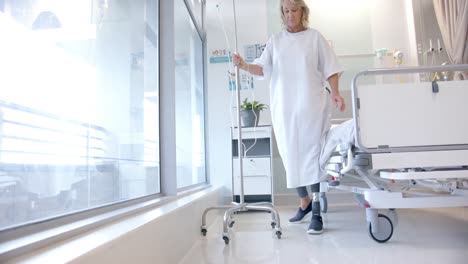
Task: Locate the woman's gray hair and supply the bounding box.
[280,0,310,29]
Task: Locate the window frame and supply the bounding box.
[175,0,207,190]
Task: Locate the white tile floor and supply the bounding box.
[180,205,468,264]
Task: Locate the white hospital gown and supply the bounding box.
[253,28,343,188]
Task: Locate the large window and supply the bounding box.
[175,0,206,189]
[0,0,159,230]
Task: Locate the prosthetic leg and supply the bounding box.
[308,183,324,234]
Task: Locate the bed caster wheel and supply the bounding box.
[228,221,235,228]
[201,228,207,236]
[271,222,276,229]
[275,230,282,239]
[328,180,340,187]
[368,214,393,243]
[320,193,328,213]
[387,209,398,227]
[222,236,230,245]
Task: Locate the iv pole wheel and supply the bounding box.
[275,230,282,239]
[201,227,207,236]
[271,221,276,229]
[222,235,230,245]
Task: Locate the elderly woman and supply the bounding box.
[233,0,345,234]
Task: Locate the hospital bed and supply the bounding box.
[322,64,468,243]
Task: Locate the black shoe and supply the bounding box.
[307,215,324,234]
[289,202,312,223]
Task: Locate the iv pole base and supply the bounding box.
[200,202,282,244]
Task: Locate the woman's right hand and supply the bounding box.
[232,53,245,69]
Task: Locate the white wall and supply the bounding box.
[370,0,418,67]
[369,0,419,83]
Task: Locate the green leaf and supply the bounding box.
[240,98,268,111]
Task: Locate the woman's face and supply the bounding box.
[282,1,304,32]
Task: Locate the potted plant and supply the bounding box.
[240,98,267,127]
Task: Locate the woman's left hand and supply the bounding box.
[332,94,345,112]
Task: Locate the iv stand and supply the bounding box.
[200,0,282,245]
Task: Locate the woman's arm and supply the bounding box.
[232,53,264,76]
[327,73,345,112]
